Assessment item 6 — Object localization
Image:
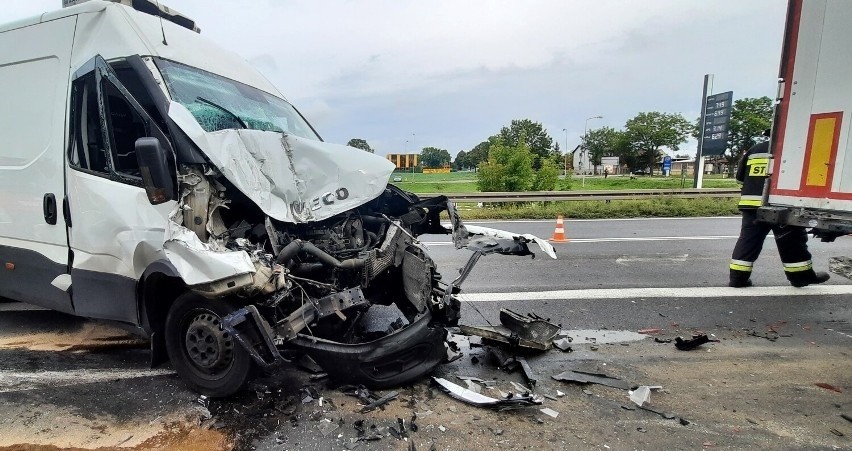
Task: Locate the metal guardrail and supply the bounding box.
[421,188,740,203]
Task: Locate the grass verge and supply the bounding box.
[453,197,740,220]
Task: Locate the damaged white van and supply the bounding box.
[0,0,555,396]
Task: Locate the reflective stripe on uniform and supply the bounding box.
[730,259,754,272]
[747,153,771,160]
[783,261,813,272]
[738,195,763,207]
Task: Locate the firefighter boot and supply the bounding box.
[729,269,753,288]
[789,270,831,288]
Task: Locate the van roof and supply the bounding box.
[0,1,284,100]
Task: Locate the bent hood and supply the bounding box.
[168,102,395,223]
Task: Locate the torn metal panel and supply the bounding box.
[460,325,550,351]
[432,377,541,409]
[163,207,255,286]
[552,370,631,390]
[169,102,395,224]
[500,309,561,345]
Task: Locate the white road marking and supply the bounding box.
[421,235,739,246]
[616,254,691,264]
[460,285,852,302]
[463,216,741,224]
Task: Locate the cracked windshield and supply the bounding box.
[156,59,319,139]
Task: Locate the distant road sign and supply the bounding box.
[701,91,733,156]
[663,156,672,174]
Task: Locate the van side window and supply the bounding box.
[103,81,145,178]
[69,73,146,181]
[69,75,109,174]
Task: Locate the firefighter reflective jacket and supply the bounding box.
[736,141,770,209]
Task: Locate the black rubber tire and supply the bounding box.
[164,292,254,397]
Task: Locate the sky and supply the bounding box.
[2,0,788,157]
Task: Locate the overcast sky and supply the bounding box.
[3,0,787,157]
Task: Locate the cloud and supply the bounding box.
[0,0,787,155]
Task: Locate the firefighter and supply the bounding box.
[729,134,830,288]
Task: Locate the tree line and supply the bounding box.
[345,95,773,189]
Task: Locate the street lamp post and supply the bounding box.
[562,128,569,176]
[411,133,416,180]
[582,115,603,186]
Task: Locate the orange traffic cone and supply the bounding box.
[549,215,570,243]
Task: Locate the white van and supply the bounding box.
[0,0,554,396]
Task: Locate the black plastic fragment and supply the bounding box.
[674,334,718,350]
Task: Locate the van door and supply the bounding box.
[0,17,76,313]
[66,55,176,323]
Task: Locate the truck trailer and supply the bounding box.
[758,0,852,280]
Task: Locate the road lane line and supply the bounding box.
[460,285,852,301]
[421,235,739,246]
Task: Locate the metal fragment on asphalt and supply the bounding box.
[432,377,541,408]
[552,370,631,390]
[540,407,559,418]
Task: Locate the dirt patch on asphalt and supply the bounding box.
[0,425,231,451]
[0,323,145,352]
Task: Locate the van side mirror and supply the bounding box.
[135,137,175,205]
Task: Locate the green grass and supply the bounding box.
[452,197,740,220]
[391,172,739,194]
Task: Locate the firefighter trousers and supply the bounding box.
[729,209,817,285]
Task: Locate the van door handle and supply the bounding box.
[43,193,57,225]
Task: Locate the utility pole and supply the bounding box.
[694,74,713,188]
[411,133,416,179]
[562,128,569,176]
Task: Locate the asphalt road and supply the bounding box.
[0,216,849,450]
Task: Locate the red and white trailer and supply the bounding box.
[758,0,852,277]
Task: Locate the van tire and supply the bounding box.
[164,292,254,397]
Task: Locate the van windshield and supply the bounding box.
[155,59,319,140]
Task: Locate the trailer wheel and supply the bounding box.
[164,292,254,397]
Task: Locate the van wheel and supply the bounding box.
[164,293,254,397]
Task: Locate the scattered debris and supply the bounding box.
[553,337,574,352]
[460,309,561,351]
[516,356,538,387]
[297,354,325,373]
[317,419,340,437]
[509,381,533,394]
[433,377,541,409]
[621,405,635,411]
[747,330,779,342]
[540,407,559,418]
[343,386,400,412]
[637,427,647,433]
[654,337,672,344]
[301,387,321,404]
[746,418,759,425]
[629,386,651,407]
[438,425,446,433]
[815,383,843,393]
[841,413,852,423]
[638,328,662,335]
[830,428,844,437]
[552,370,631,390]
[556,390,565,397]
[674,334,718,351]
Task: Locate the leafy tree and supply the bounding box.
[477,136,535,192]
[727,96,773,173]
[534,158,560,191]
[466,140,492,169]
[623,112,693,174]
[420,147,451,168]
[497,119,556,170]
[346,138,374,153]
[582,126,624,167]
[453,150,469,171]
